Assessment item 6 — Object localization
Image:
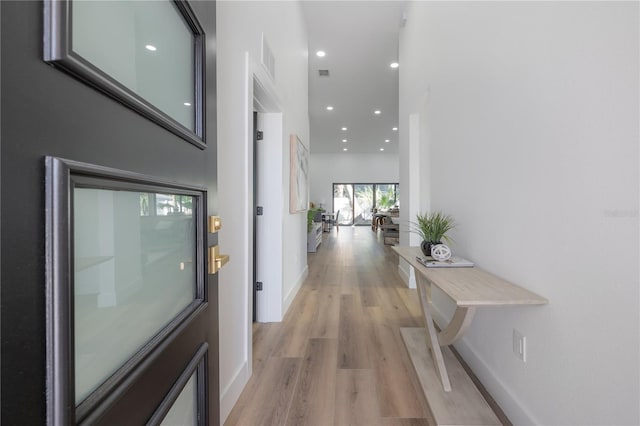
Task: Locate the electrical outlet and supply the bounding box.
[513,329,527,362]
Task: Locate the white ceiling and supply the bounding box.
[301,1,406,154]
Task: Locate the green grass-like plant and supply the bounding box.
[307,207,323,233]
[410,211,455,243]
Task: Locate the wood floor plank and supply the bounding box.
[360,285,381,307]
[271,286,319,358]
[396,288,424,323]
[375,286,422,328]
[251,322,282,375]
[309,285,341,338]
[367,307,431,419]
[325,267,345,286]
[334,369,382,426]
[224,357,302,426]
[338,294,371,369]
[339,266,360,295]
[286,338,338,426]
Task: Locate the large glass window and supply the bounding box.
[333,183,399,226]
[375,184,398,210]
[354,184,374,226]
[333,184,353,225]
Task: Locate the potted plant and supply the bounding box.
[410,211,455,257]
[307,207,323,233]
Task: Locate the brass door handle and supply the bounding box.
[208,245,230,275]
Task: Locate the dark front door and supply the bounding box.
[1,1,219,424]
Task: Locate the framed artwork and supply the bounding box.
[44,0,206,148]
[289,134,309,213]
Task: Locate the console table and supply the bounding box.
[392,246,548,424]
[393,246,547,392]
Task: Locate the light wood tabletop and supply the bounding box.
[392,246,548,307]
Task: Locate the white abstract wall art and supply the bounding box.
[289,134,309,213]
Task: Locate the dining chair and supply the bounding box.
[328,210,340,234]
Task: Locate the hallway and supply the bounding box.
[225,227,502,425]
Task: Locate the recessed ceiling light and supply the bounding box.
[184,102,192,106]
[385,139,390,143]
[326,106,334,111]
[374,110,381,115]
[316,50,326,57]
[380,148,385,151]
[341,127,347,131]
[343,148,348,151]
[390,62,399,69]
[342,139,347,143]
[145,44,157,51]
[392,127,398,131]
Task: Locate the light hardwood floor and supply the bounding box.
[224,226,503,426]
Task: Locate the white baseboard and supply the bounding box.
[283,264,308,316]
[220,360,251,425]
[429,305,538,425]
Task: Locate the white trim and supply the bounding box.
[283,264,308,315]
[219,360,250,424]
[242,53,253,377]
[249,53,286,325]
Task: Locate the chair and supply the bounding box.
[326,210,340,234]
[381,216,399,245]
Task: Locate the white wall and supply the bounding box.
[216,1,309,422]
[399,2,639,425]
[309,153,399,210]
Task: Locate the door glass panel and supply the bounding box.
[333,184,353,225]
[375,184,396,211]
[74,188,196,403]
[354,184,374,226]
[72,0,196,130]
[160,373,198,426]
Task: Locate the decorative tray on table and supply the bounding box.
[415,256,475,268]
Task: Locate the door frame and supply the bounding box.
[219,53,284,421]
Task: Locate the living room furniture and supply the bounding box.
[380,216,399,245]
[307,221,322,252]
[392,246,547,424]
[322,211,339,233]
[371,212,387,230]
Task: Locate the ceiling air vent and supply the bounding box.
[318,69,330,77]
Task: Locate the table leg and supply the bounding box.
[438,306,476,347]
[415,274,452,392]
